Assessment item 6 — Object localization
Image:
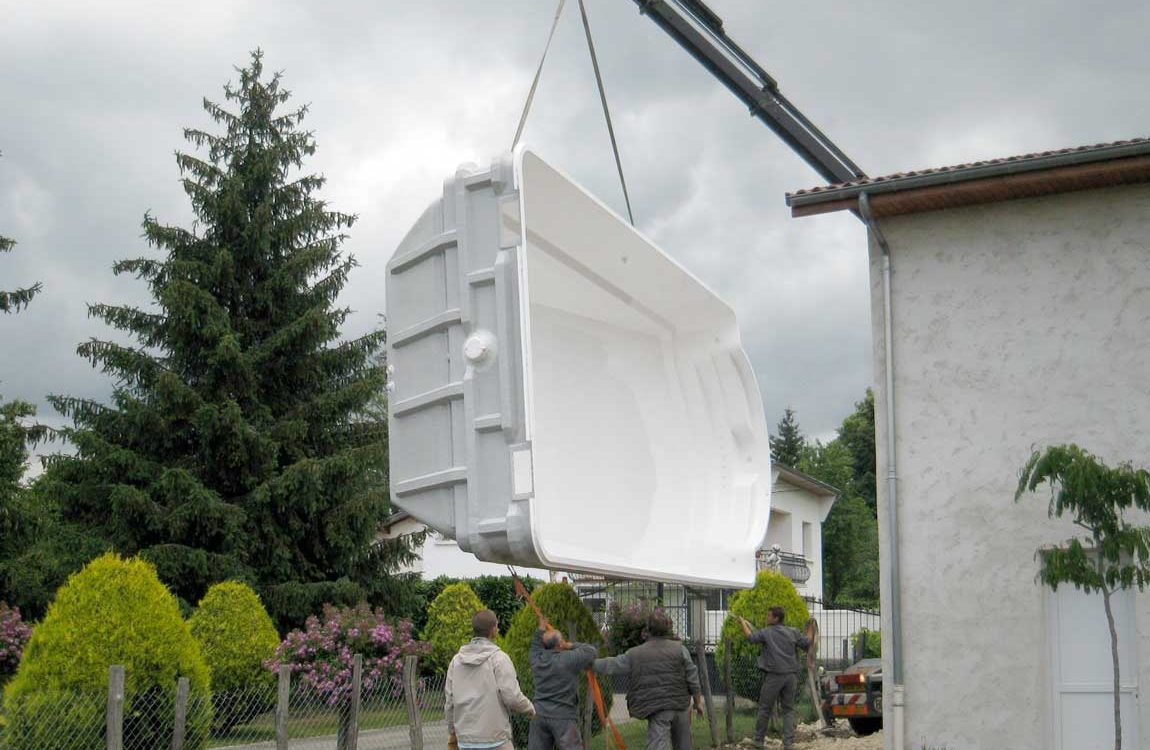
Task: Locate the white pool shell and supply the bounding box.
[386,148,772,587]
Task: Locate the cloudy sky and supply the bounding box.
[2,0,1148,452]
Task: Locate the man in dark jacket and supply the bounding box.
[528,623,599,750]
[592,611,704,750]
[737,607,811,750]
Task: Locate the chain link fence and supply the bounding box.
[0,640,857,749]
[0,659,447,750]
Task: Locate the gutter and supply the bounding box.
[857,192,905,750]
[787,139,1150,210]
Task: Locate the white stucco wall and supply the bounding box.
[869,183,1150,749]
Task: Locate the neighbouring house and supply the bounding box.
[787,137,1150,750]
[380,463,843,643]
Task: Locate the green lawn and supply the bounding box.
[207,697,445,748]
[586,698,822,750]
[587,707,759,750]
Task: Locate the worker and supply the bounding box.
[592,611,704,750]
[447,610,536,750]
[737,607,811,750]
[528,621,599,750]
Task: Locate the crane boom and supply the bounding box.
[630,0,865,184]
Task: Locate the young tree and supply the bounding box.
[1016,445,1150,750]
[40,52,411,625]
[770,406,805,467]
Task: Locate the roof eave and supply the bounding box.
[786,140,1150,217]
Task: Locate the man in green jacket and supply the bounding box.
[528,622,599,750]
[593,611,704,750]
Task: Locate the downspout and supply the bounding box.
[858,192,905,750]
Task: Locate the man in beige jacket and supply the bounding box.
[446,610,535,750]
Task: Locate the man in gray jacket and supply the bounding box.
[737,607,811,750]
[593,611,704,750]
[446,610,535,750]
[528,623,598,750]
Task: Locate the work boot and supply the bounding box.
[752,739,764,749]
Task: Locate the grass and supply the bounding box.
[587,706,760,750]
[207,697,445,748]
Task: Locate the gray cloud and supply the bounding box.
[2,0,1147,453]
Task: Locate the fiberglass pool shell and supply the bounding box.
[385,148,772,587]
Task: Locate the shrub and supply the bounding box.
[470,575,538,635]
[189,581,280,730]
[716,570,811,700]
[501,583,608,748]
[2,553,212,750]
[852,627,881,659]
[424,583,485,672]
[0,602,32,686]
[267,602,428,707]
[605,600,654,656]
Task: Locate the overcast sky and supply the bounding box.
[2,0,1148,453]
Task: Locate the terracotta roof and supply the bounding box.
[786,137,1150,218]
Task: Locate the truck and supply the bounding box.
[821,658,883,736]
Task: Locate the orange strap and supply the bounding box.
[510,568,628,750]
[588,668,628,750]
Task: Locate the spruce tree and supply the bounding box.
[1,154,42,314]
[769,406,805,467]
[41,52,413,624]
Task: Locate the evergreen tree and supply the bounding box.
[40,52,414,624]
[769,406,805,467]
[0,154,42,314]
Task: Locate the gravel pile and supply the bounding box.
[728,724,884,750]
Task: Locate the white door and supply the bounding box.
[1048,585,1140,750]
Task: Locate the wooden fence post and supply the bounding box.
[723,640,734,744]
[171,677,190,750]
[106,665,125,750]
[276,664,290,750]
[688,596,719,747]
[403,654,424,750]
[337,654,363,750]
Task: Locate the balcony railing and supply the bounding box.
[756,549,811,584]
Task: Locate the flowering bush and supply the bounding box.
[0,602,32,683]
[605,601,657,655]
[267,603,428,706]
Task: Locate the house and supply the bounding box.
[380,463,840,640]
[787,138,1150,750]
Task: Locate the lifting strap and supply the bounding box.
[509,567,629,750]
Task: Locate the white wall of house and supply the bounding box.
[869,183,1150,749]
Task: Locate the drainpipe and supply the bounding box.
[858,192,905,750]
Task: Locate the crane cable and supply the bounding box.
[509,567,629,750]
[575,0,635,226]
[512,0,567,151]
[511,0,636,226]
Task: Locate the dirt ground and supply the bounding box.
[730,724,884,750]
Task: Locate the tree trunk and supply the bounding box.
[1101,586,1121,750]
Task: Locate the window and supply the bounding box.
[802,522,813,559]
